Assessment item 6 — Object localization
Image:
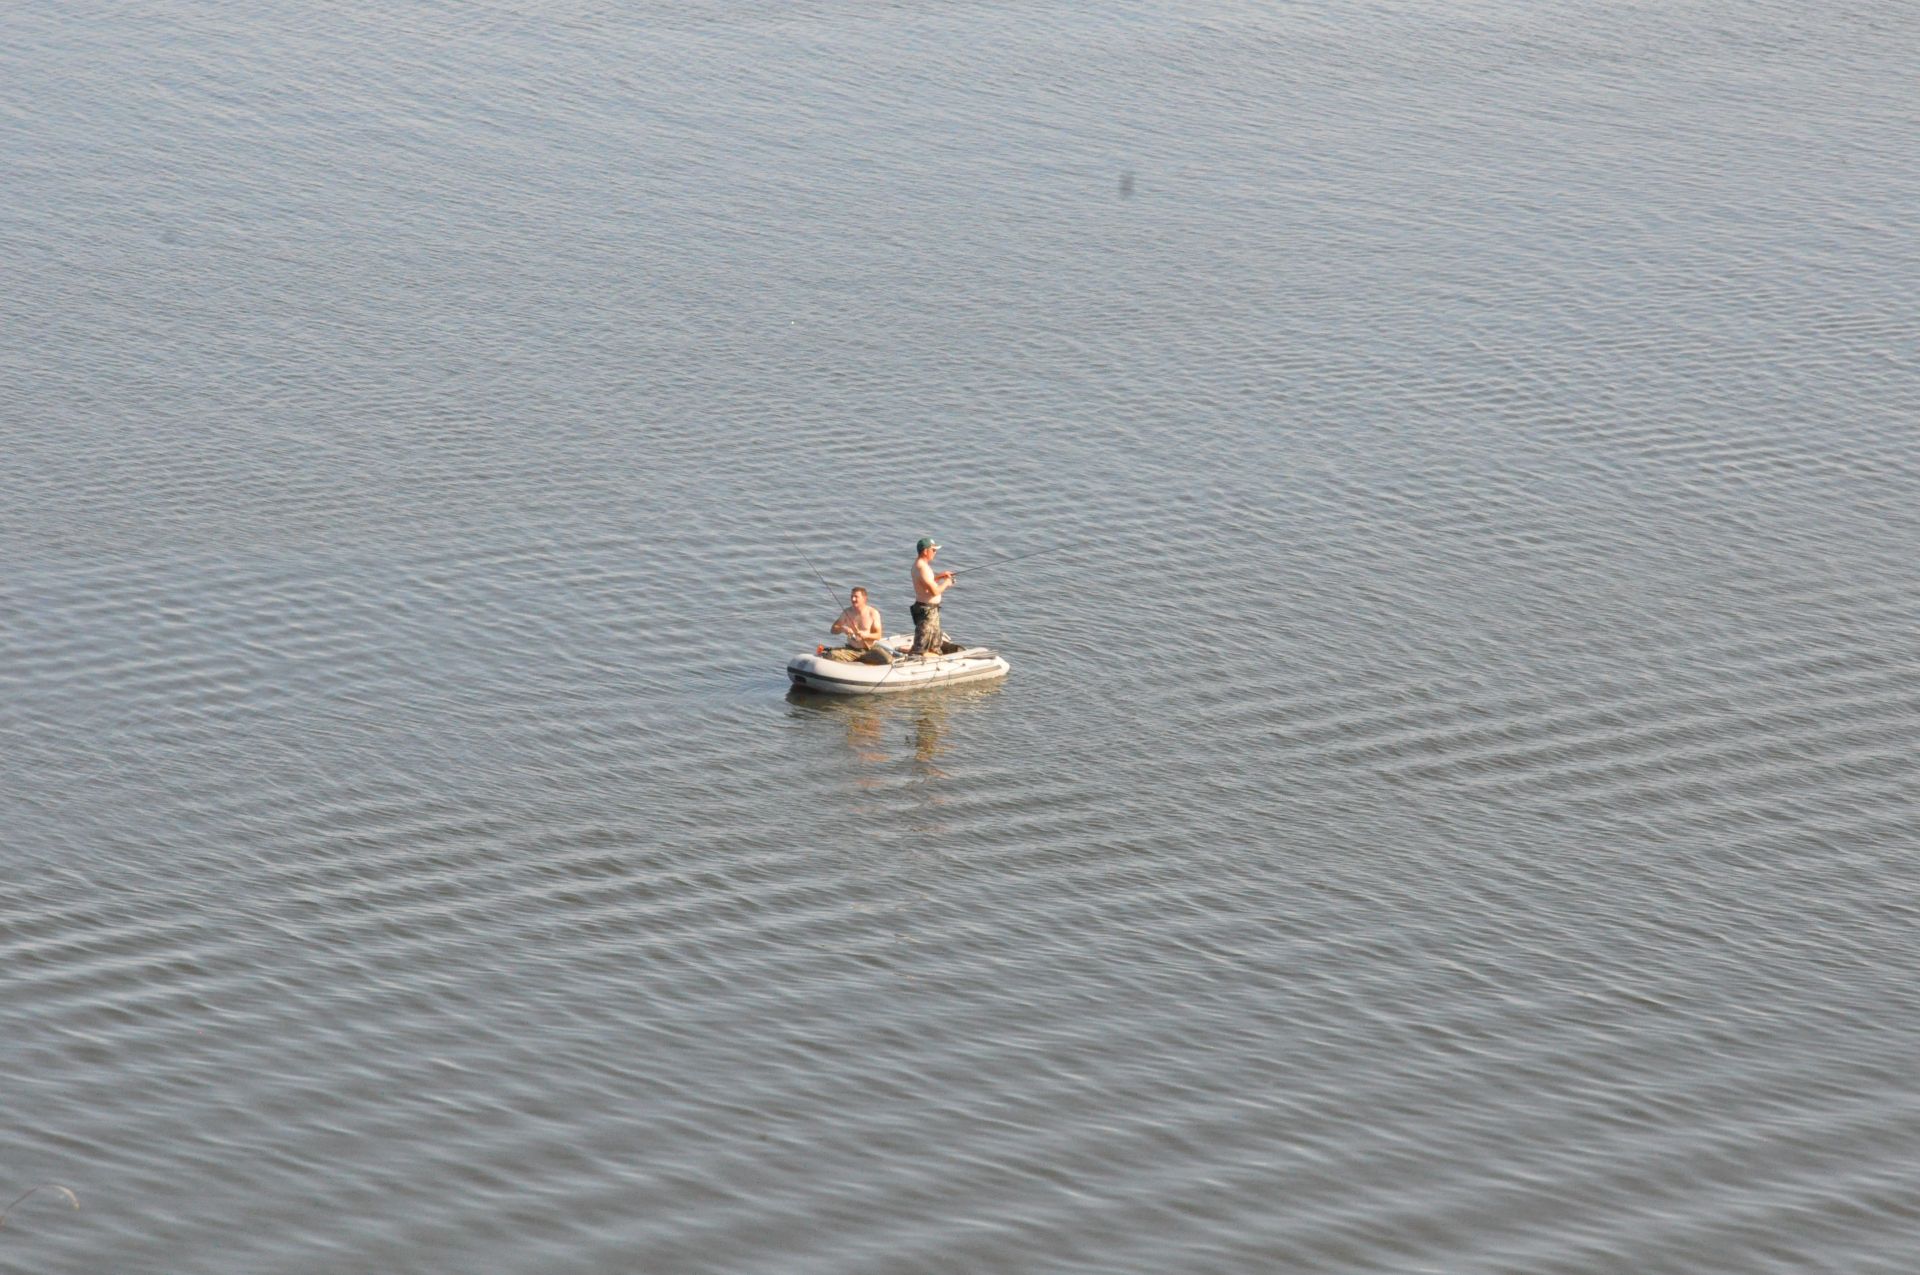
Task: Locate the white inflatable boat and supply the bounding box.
[787,634,1010,695]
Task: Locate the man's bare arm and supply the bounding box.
[915,561,952,600]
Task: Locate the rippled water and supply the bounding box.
[6,2,1920,1271]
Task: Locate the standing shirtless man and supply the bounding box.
[909,537,955,657]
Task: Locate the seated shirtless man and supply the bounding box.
[829,587,892,663]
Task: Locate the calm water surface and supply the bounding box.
[5,2,1920,1271]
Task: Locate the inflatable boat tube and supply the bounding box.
[787,634,1010,695]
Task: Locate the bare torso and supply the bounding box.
[912,557,951,604]
[832,601,883,648]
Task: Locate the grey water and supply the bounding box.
[4,1,1919,1271]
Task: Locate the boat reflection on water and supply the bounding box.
[842,703,889,767]
[786,680,1004,780]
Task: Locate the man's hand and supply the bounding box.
[937,571,955,582]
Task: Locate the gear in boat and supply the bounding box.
[788,635,1010,695]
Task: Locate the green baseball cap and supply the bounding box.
[916,537,940,553]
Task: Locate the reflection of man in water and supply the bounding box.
[828,587,891,664]
[911,699,948,770]
[844,707,887,767]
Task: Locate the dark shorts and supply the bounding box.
[910,601,942,655]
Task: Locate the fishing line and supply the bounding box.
[948,539,1094,579]
[873,539,1078,686]
[786,532,848,612]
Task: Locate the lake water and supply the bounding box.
[5,2,1919,1271]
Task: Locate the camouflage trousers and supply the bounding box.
[909,602,943,656]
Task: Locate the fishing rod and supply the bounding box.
[785,532,847,611]
[948,539,1094,579]
[790,532,902,681]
